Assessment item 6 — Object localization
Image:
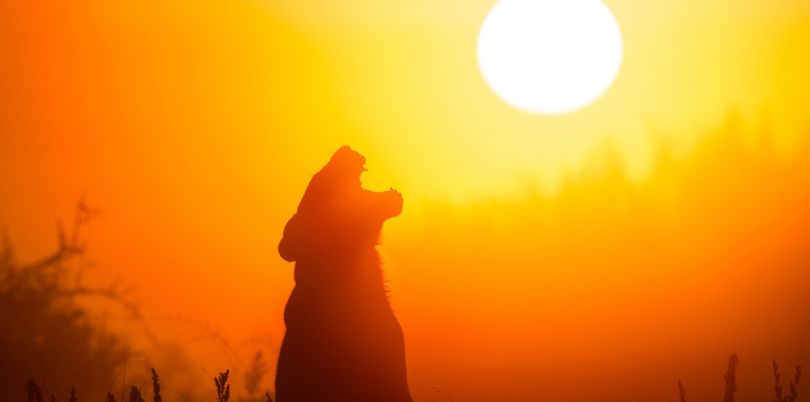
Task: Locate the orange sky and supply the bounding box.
[1,0,810,401]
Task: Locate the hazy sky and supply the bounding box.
[1,1,809,401]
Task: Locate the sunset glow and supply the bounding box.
[1,0,809,401]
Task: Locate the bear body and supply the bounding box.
[276,146,413,402]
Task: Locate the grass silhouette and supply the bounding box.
[678,355,802,402]
[772,359,803,402]
[17,357,800,401]
[23,368,257,402]
[723,354,738,402]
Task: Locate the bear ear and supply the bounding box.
[278,214,303,262]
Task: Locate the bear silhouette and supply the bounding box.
[276,146,413,402]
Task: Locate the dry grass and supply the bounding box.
[772,359,803,402]
[214,370,231,402]
[678,354,802,402]
[723,354,738,402]
[151,369,162,402]
[21,368,238,402]
[19,358,802,401]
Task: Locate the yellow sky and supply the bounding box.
[257,0,810,198]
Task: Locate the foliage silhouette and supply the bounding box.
[276,146,413,402]
[0,202,133,399]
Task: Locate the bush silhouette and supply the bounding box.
[0,203,131,399]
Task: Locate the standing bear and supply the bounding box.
[276,146,413,402]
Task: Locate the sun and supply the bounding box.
[477,0,623,115]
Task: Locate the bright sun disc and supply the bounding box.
[477,0,623,115]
